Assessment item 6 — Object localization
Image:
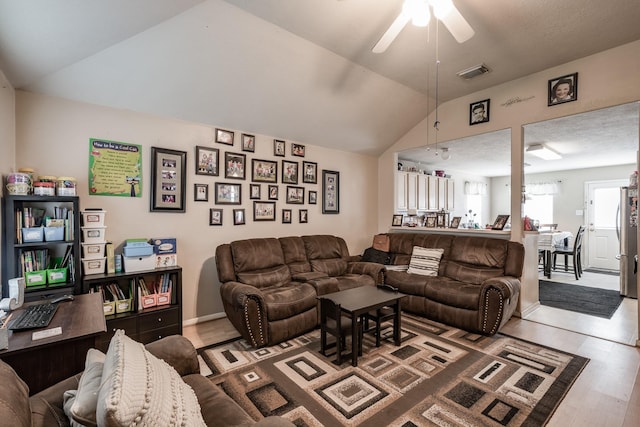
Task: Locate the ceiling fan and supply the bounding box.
[372,0,474,53]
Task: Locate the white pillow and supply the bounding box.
[66,348,106,427]
[407,246,444,276]
[96,330,206,427]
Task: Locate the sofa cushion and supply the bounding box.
[67,348,106,426]
[237,265,291,289]
[279,236,312,275]
[0,360,31,427]
[262,283,318,321]
[97,330,206,427]
[231,238,289,273]
[311,258,348,276]
[182,374,254,426]
[407,246,444,276]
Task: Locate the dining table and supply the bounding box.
[538,231,573,278]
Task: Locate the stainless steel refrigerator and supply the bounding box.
[619,186,637,298]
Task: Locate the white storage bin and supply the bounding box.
[82,257,106,275]
[82,242,106,260]
[81,210,106,227]
[81,226,107,243]
[123,254,156,273]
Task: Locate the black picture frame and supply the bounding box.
[268,185,279,200]
[291,143,305,157]
[251,158,278,183]
[241,133,255,152]
[308,190,317,204]
[392,214,403,226]
[450,216,461,229]
[224,152,246,180]
[233,208,246,225]
[194,183,208,202]
[548,72,578,106]
[274,139,285,157]
[195,146,219,176]
[215,182,241,205]
[469,99,490,125]
[299,209,308,223]
[282,209,292,224]
[216,128,234,145]
[253,201,276,221]
[209,208,223,226]
[425,215,437,228]
[322,169,339,214]
[282,160,298,184]
[150,147,186,213]
[286,186,304,204]
[249,184,261,200]
[302,161,317,184]
[492,214,510,230]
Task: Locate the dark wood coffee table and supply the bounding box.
[318,286,406,367]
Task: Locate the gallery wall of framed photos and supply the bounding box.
[192,129,338,226]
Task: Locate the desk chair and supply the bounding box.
[319,298,361,364]
[362,284,398,347]
[553,225,585,280]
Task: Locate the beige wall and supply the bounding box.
[12,91,379,323]
[0,71,15,273]
[379,40,640,241]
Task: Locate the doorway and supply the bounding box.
[585,179,628,271]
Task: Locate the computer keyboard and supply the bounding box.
[8,303,58,331]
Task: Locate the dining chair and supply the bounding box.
[319,298,361,364]
[362,284,398,347]
[553,225,585,280]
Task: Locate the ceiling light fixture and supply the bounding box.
[441,147,450,160]
[526,144,562,160]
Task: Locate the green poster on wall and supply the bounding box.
[89,138,142,197]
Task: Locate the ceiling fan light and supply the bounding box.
[441,148,451,160]
[412,8,430,27]
[432,0,454,20]
[403,0,430,27]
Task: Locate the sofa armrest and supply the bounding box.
[346,261,385,284]
[220,281,269,347]
[478,276,521,335]
[145,335,200,376]
[307,276,340,295]
[481,276,520,301]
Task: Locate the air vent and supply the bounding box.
[456,64,490,79]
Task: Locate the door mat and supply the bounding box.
[539,280,623,318]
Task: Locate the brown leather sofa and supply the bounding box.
[216,235,385,347]
[0,335,293,427]
[378,233,524,336]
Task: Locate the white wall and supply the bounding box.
[0,71,15,274]
[12,91,379,323]
[379,40,640,242]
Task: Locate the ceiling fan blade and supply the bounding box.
[438,5,474,43]
[372,13,411,53]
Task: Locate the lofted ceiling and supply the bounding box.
[1,0,639,158]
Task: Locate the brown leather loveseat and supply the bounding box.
[377,232,524,336]
[216,235,384,348]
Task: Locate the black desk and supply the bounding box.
[0,293,106,394]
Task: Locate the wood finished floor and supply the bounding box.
[184,312,640,426]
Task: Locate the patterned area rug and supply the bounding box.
[198,314,588,426]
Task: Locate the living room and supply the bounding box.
[1,1,640,426]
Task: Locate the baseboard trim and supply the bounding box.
[519,301,541,318]
[183,312,226,326]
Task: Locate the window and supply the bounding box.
[524,194,554,224]
[465,194,482,225]
[593,187,619,228]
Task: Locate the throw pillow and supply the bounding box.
[407,246,444,276]
[361,247,392,265]
[96,330,206,427]
[65,348,106,427]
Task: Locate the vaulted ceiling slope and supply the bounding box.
[1,0,639,156]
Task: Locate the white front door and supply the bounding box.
[586,179,627,270]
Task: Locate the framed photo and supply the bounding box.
[215,182,241,205]
[425,215,437,228]
[224,152,246,180]
[241,133,255,152]
[436,212,447,228]
[282,160,298,184]
[209,208,223,226]
[282,209,292,224]
[291,143,305,157]
[252,158,278,183]
[286,186,304,204]
[308,190,317,204]
[249,184,261,200]
[150,147,186,213]
[302,161,317,184]
[254,201,276,221]
[450,216,462,229]
[194,183,208,202]
[268,185,279,200]
[492,214,510,230]
[548,72,578,106]
[392,214,403,226]
[299,209,308,223]
[233,208,246,225]
[274,139,285,157]
[469,99,490,125]
[216,128,234,145]
[195,146,219,176]
[322,169,339,214]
